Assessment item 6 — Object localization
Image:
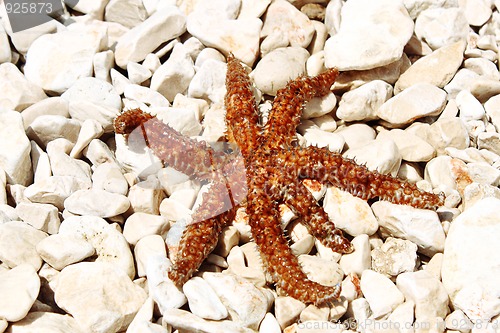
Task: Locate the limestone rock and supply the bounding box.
[0,63,46,111]
[0,221,47,270]
[36,234,95,271]
[360,269,404,318]
[64,189,130,218]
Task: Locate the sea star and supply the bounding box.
[114,55,443,305]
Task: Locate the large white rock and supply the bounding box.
[24,176,91,210]
[123,212,169,245]
[15,202,60,234]
[343,138,402,177]
[0,63,46,111]
[64,189,130,218]
[360,269,404,318]
[27,115,81,149]
[36,233,95,271]
[183,276,228,320]
[55,262,147,333]
[442,197,500,321]
[377,129,436,162]
[0,221,47,270]
[24,29,105,93]
[324,0,414,70]
[372,201,445,257]
[115,5,186,68]
[0,110,32,186]
[0,264,40,322]
[187,59,227,104]
[59,216,135,278]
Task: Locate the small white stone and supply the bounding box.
[127,62,152,85]
[467,163,500,187]
[27,115,81,149]
[21,97,70,130]
[376,83,447,127]
[36,234,95,270]
[442,197,500,321]
[464,57,500,81]
[414,8,469,50]
[259,312,281,333]
[0,24,11,63]
[324,0,413,70]
[339,234,371,276]
[92,162,128,195]
[124,84,170,108]
[458,0,492,26]
[128,178,165,215]
[478,132,500,156]
[274,296,306,330]
[0,110,33,186]
[445,309,473,332]
[46,139,92,182]
[0,221,47,270]
[64,189,130,218]
[0,264,40,322]
[183,277,228,320]
[456,90,486,121]
[377,129,436,162]
[70,119,104,159]
[143,53,162,73]
[427,117,470,155]
[252,47,310,96]
[126,297,169,333]
[303,92,337,119]
[15,202,60,234]
[111,68,132,95]
[371,237,418,277]
[335,123,376,150]
[123,212,169,245]
[484,94,500,132]
[360,269,404,318]
[151,43,195,102]
[115,5,186,68]
[372,201,445,257]
[203,272,270,330]
[24,29,105,93]
[188,59,227,104]
[396,270,449,321]
[298,122,345,153]
[55,262,147,333]
[105,0,148,28]
[344,138,402,177]
[214,226,240,257]
[337,80,393,122]
[59,215,135,278]
[134,235,167,277]
[93,50,114,83]
[0,62,47,111]
[323,187,378,237]
[6,311,84,333]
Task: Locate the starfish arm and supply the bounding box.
[296,146,444,210]
[114,108,220,179]
[283,181,353,254]
[247,180,342,305]
[168,179,237,286]
[263,68,339,150]
[225,54,261,157]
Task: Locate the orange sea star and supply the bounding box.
[114,55,443,305]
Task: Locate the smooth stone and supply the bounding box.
[70,119,104,158]
[15,202,60,234]
[6,311,84,333]
[0,110,32,186]
[414,7,469,50]
[459,0,492,26]
[0,63,46,111]
[123,212,169,245]
[21,97,70,130]
[324,0,413,70]
[275,296,306,330]
[463,182,500,210]
[27,115,81,149]
[124,84,170,108]
[336,80,393,122]
[467,162,500,187]
[303,92,337,119]
[24,29,105,93]
[105,0,148,28]
[442,198,500,321]
[343,138,402,177]
[0,264,40,322]
[188,59,227,104]
[0,24,11,63]
[261,0,315,49]
[93,50,114,83]
[456,90,486,121]
[183,276,228,320]
[395,41,466,93]
[259,313,281,333]
[298,122,345,153]
[127,178,165,215]
[55,262,147,333]
[201,103,227,142]
[110,68,132,95]
[376,83,446,127]
[126,297,169,333]
[134,235,167,278]
[323,187,378,237]
[464,57,500,81]
[372,201,445,257]
[484,94,500,132]
[335,123,376,150]
[146,255,187,312]
[150,43,195,102]
[477,132,500,156]
[0,221,47,270]
[427,117,470,155]
[91,162,128,195]
[444,68,480,99]
[371,237,418,277]
[162,308,255,333]
[127,62,152,85]
[239,0,271,19]
[115,5,186,68]
[24,176,91,210]
[59,216,135,278]
[203,272,270,330]
[186,12,262,67]
[339,234,371,275]
[445,309,473,332]
[360,269,404,318]
[64,189,130,218]
[377,129,436,162]
[424,156,467,191]
[397,270,449,322]
[36,233,95,271]
[252,47,310,96]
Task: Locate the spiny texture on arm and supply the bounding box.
[295,146,444,210]
[263,68,339,150]
[225,54,262,156]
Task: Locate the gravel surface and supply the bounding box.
[1,0,500,332]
